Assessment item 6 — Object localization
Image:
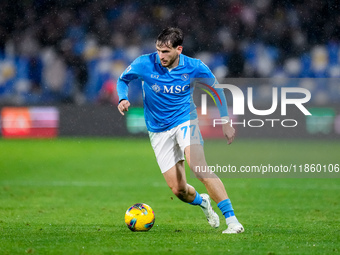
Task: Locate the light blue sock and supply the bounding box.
[217,199,235,218]
[189,191,202,205]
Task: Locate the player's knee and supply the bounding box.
[195,170,218,180]
[198,176,214,186]
[197,177,207,185]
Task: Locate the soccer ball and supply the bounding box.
[124,203,155,232]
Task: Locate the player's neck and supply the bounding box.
[167,66,176,72]
[166,55,180,71]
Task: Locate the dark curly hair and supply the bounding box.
[156,27,183,48]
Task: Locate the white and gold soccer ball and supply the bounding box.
[124,203,155,231]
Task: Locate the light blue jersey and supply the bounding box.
[117,52,228,132]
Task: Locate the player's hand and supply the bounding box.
[118,100,130,115]
[222,122,235,145]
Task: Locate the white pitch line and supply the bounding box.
[0,180,114,187]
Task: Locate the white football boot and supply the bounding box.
[200,193,220,228]
[222,222,244,234]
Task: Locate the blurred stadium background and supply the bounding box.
[0,1,339,254]
[0,0,339,138]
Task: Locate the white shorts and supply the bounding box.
[148,119,203,173]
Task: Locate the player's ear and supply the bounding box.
[176,45,183,54]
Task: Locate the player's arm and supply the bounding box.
[198,62,235,144]
[221,116,235,145]
[117,58,143,116]
[211,79,235,145]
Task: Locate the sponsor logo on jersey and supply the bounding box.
[163,84,190,94]
[151,84,161,93]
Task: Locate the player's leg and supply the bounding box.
[150,122,219,228]
[148,128,205,210]
[185,144,244,234]
[162,159,220,228]
[168,120,219,227]
[185,144,228,202]
[162,160,196,203]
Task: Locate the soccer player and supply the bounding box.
[117,27,244,234]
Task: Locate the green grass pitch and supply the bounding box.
[0,138,339,254]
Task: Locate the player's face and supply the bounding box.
[156,42,183,69]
